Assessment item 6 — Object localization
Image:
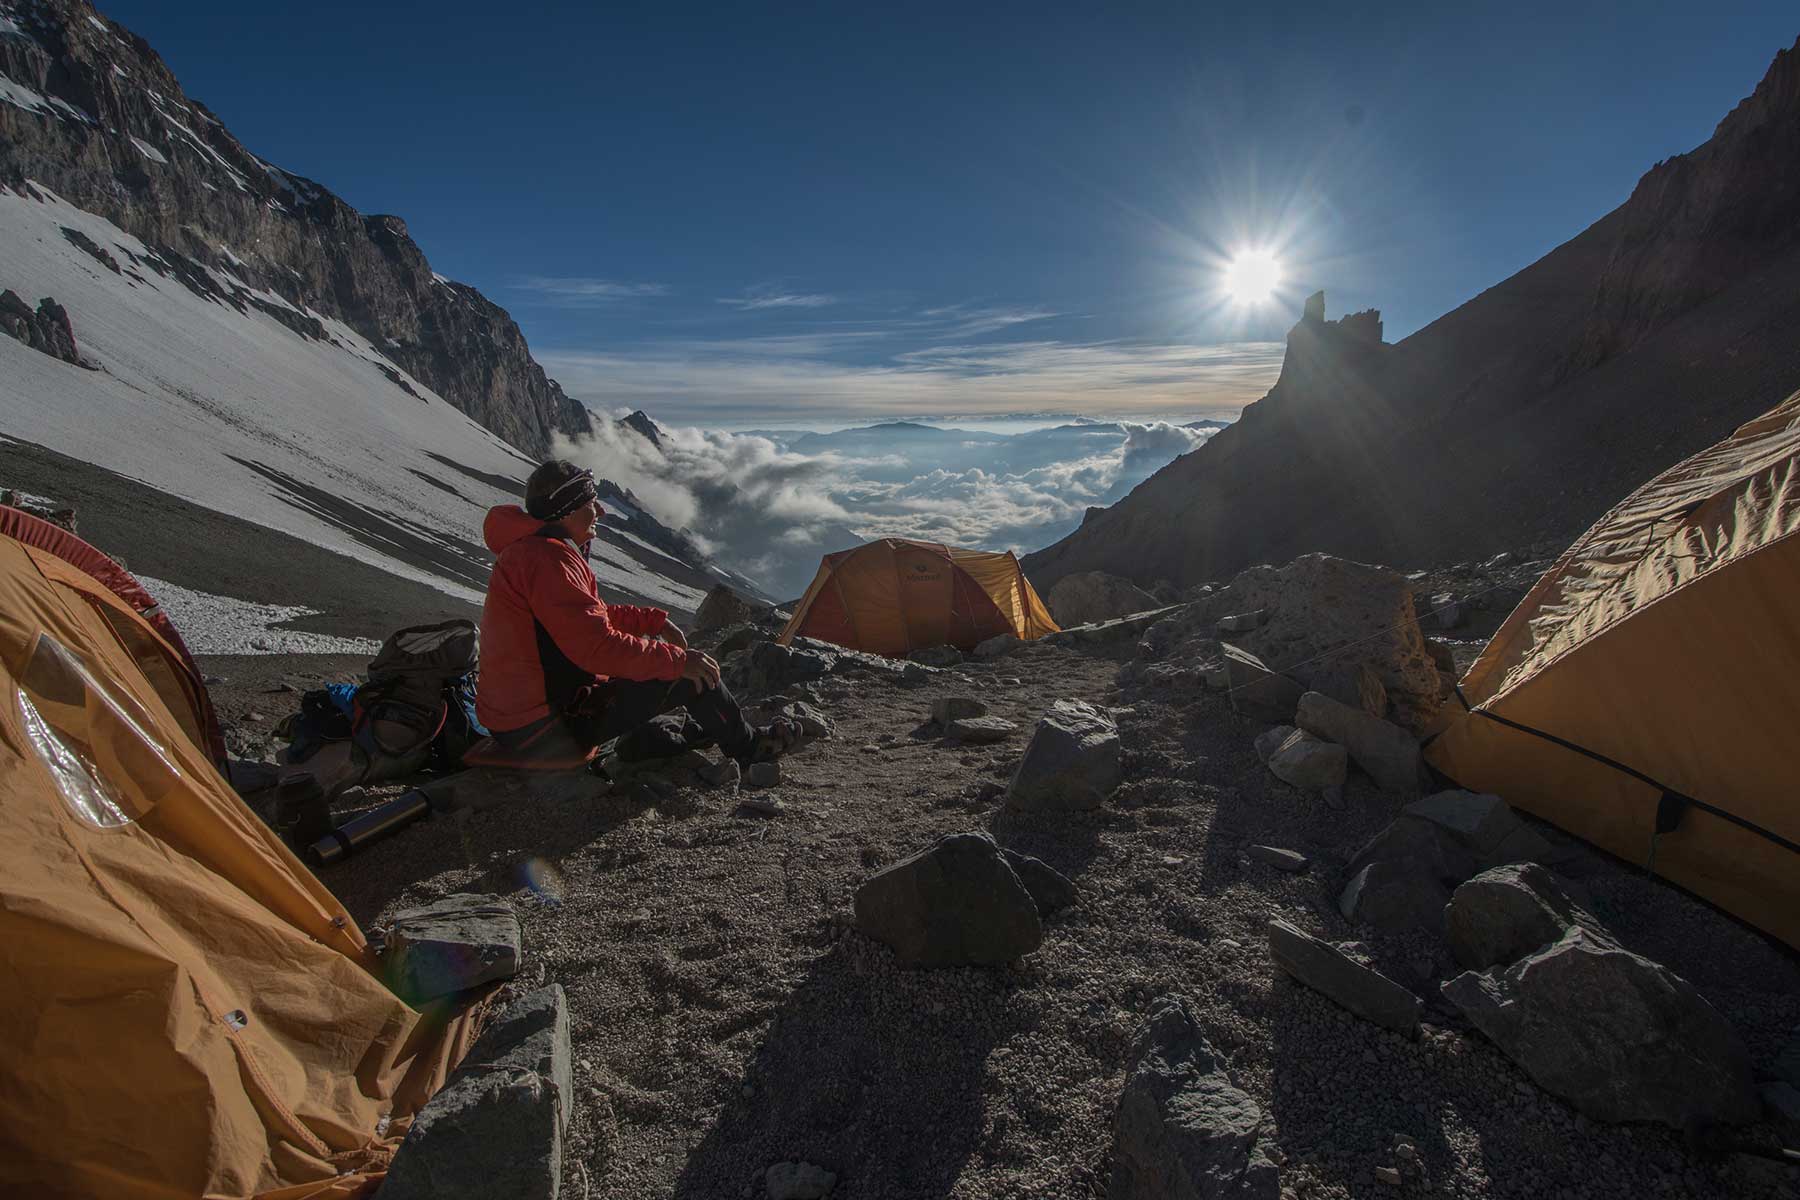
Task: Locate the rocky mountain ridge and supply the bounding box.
[1026,37,1800,590]
[0,0,590,457]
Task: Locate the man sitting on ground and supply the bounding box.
[477,459,795,766]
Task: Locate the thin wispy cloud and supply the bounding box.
[920,303,1060,337]
[718,286,838,310]
[511,276,669,305]
[538,337,1283,422]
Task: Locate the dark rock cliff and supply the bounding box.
[1025,38,1800,590]
[0,0,591,457]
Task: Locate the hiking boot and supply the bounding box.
[743,716,803,766]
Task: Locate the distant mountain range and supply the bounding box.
[1027,38,1800,589]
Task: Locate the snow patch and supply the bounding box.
[0,14,25,37]
[85,14,107,32]
[137,576,381,656]
[0,72,95,124]
[129,135,167,164]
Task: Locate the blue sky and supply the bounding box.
[104,1,1798,426]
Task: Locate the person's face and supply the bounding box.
[564,497,602,543]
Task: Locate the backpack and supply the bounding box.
[353,619,483,769]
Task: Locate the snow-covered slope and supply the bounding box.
[0,181,713,615]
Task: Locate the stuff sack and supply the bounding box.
[354,619,481,771]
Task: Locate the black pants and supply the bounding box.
[499,677,758,764]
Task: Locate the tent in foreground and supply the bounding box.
[0,507,478,1199]
[1426,389,1800,949]
[779,537,1059,656]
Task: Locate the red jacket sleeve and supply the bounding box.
[528,547,685,682]
[606,603,669,638]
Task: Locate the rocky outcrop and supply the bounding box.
[1025,39,1800,594]
[0,0,590,456]
[1045,571,1161,627]
[0,289,89,366]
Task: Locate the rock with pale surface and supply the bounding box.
[946,715,1017,743]
[1253,725,1297,763]
[1294,691,1422,796]
[384,894,522,1003]
[1266,729,1347,790]
[1246,845,1308,872]
[1211,643,1305,723]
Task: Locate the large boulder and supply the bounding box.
[1208,644,1304,724]
[384,894,522,1004]
[1446,863,1600,970]
[1294,691,1422,796]
[1202,554,1443,732]
[1442,929,1760,1128]
[380,985,574,1200]
[853,832,1042,966]
[1047,570,1161,627]
[693,584,764,634]
[1006,700,1122,812]
[1110,995,1281,1200]
[1264,729,1347,790]
[1267,919,1422,1035]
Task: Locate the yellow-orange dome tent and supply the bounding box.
[1426,388,1800,949]
[0,507,479,1199]
[778,538,1058,656]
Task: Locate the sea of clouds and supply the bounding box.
[556,414,1222,598]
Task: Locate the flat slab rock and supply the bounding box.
[854,831,1042,967]
[381,984,574,1200]
[1267,918,1421,1035]
[1110,994,1281,1200]
[384,893,522,1004]
[946,715,1017,743]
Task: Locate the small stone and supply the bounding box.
[737,794,784,817]
[1396,1143,1417,1162]
[746,761,781,788]
[932,696,988,725]
[1376,1165,1402,1185]
[698,758,742,789]
[1216,609,1267,633]
[945,715,1017,743]
[1266,729,1348,790]
[1246,845,1309,872]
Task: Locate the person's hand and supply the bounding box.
[680,650,720,691]
[660,622,688,650]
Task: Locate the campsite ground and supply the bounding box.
[207,642,1800,1200]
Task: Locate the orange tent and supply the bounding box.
[778,537,1058,656]
[1426,389,1800,949]
[0,507,479,1199]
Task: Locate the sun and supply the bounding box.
[1221,248,1283,306]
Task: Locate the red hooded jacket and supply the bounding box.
[476,504,685,732]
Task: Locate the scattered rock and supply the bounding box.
[1446,862,1599,970]
[698,758,742,789]
[694,584,765,634]
[946,715,1017,743]
[1294,691,1423,796]
[932,696,989,725]
[973,633,1023,658]
[726,640,836,696]
[1442,928,1760,1128]
[737,794,785,817]
[0,290,93,368]
[1005,699,1122,812]
[1375,1165,1402,1186]
[1265,729,1347,790]
[1253,724,1297,763]
[1245,845,1309,872]
[853,832,1042,967]
[1001,848,1076,915]
[1215,609,1267,634]
[714,623,767,656]
[907,644,964,667]
[1110,994,1281,1200]
[766,1160,837,1199]
[777,699,835,738]
[1212,643,1305,723]
[384,894,522,1003]
[1339,860,1453,935]
[746,761,781,788]
[380,985,572,1200]
[1267,919,1422,1035]
[1046,570,1161,626]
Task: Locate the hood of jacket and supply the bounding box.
[483,504,557,555]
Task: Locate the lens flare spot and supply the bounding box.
[1221,249,1283,305]
[518,857,564,906]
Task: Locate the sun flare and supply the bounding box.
[1221,249,1283,305]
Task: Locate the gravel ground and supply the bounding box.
[207,637,1800,1200]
